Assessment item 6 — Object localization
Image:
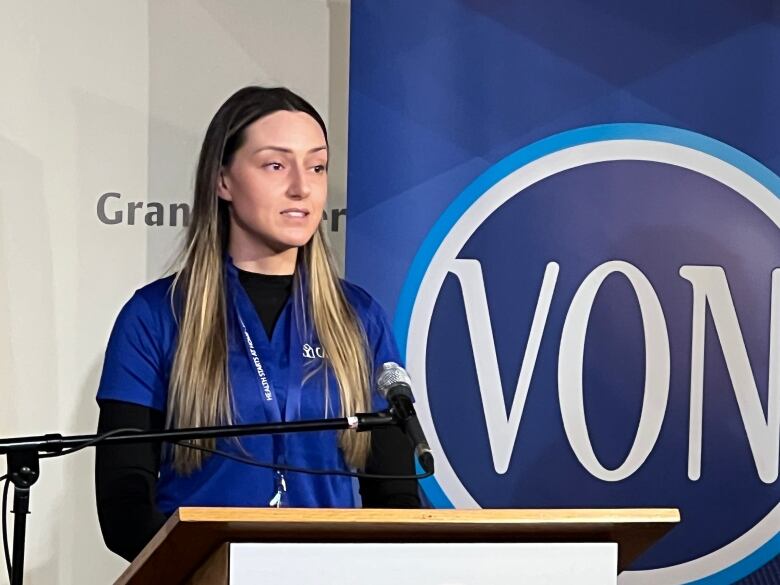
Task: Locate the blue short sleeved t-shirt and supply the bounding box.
[96,265,402,514]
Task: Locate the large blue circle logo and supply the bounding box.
[396,124,780,584]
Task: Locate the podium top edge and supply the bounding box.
[175,507,681,525]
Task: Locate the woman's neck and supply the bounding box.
[230,244,297,275]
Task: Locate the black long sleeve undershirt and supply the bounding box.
[95,271,420,561]
[95,401,167,562]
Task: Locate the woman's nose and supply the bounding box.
[287,164,311,198]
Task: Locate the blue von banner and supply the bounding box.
[346,2,779,585]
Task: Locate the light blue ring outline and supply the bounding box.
[393,123,780,583]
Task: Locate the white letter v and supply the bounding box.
[448,260,559,473]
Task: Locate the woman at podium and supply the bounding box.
[94,86,420,561]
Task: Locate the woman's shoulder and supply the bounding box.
[133,274,177,303]
[340,279,384,315]
[116,274,178,327]
[128,274,176,309]
[339,279,395,331]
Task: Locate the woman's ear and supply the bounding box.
[216,168,232,202]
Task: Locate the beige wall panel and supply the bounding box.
[0,1,349,583]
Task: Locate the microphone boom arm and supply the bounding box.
[0,411,399,585]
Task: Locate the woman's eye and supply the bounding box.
[264,162,283,171]
[313,164,327,174]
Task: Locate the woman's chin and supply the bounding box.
[277,228,320,248]
[266,235,316,253]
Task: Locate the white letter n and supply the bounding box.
[680,266,779,484]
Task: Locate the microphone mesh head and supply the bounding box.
[375,362,412,397]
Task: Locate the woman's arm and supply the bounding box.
[95,399,168,561]
[359,426,422,508]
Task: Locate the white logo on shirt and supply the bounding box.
[302,343,325,359]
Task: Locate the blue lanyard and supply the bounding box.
[232,282,306,507]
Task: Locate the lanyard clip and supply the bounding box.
[268,471,287,508]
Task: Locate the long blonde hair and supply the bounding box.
[167,87,371,474]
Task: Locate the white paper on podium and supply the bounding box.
[229,542,617,585]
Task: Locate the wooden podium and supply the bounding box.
[113,508,679,585]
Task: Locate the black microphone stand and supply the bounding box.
[0,411,398,585]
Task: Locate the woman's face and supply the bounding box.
[218,110,328,259]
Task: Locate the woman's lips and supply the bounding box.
[280,208,309,218]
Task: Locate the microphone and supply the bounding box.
[375,362,434,474]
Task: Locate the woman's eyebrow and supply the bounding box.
[252,145,328,155]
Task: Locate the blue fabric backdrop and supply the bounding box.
[347,2,779,583]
